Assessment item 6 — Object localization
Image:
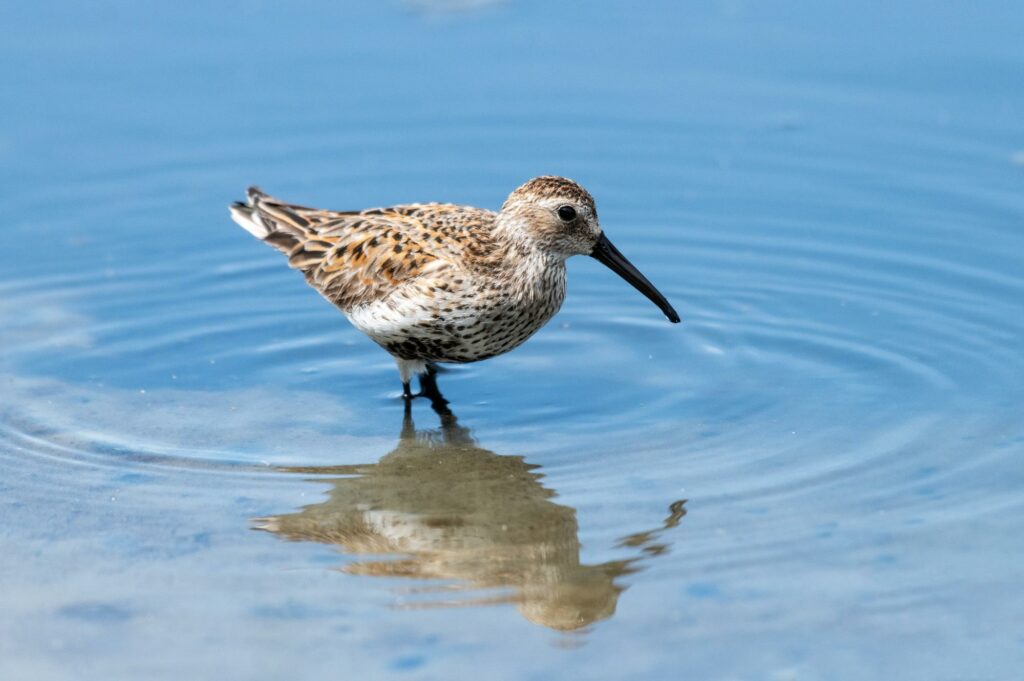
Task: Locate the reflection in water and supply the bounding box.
[256,403,686,631]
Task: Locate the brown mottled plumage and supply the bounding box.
[230,176,679,394]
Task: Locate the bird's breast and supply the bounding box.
[348,264,567,363]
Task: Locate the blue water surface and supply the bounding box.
[2,1,1023,679]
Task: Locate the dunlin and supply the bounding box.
[230,176,679,398]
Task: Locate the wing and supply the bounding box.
[231,188,493,310]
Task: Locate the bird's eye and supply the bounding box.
[557,205,577,222]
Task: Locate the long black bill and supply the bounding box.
[590,234,680,323]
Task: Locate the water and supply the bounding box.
[2,1,1023,678]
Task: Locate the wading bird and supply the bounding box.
[230,176,679,399]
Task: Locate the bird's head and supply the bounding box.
[500,176,680,323]
[500,175,602,258]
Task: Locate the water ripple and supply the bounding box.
[1,108,1021,591]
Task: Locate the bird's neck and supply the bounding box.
[492,218,567,302]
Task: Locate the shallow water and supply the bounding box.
[2,1,1024,679]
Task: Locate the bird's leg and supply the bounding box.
[418,365,452,417]
[396,358,424,401]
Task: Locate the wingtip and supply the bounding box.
[246,186,267,204]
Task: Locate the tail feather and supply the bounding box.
[230,186,312,258]
[229,186,272,239]
[229,187,343,272]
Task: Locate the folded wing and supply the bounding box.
[231,188,453,310]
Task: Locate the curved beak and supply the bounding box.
[590,234,680,323]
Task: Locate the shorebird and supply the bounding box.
[230,176,679,398]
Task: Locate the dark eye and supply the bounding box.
[557,205,577,222]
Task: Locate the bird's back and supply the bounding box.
[231,188,500,311]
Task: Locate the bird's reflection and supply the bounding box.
[255,400,686,631]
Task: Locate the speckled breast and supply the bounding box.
[375,276,567,364]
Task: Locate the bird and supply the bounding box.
[229,176,679,399]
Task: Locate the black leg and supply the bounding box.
[417,368,451,417]
[398,367,472,444]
